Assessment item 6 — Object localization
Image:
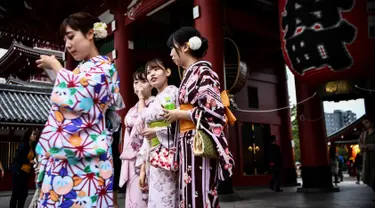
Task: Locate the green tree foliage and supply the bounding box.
[291,106,300,162]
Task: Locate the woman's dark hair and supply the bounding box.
[60,12,104,48]
[145,58,167,72]
[21,129,40,151]
[133,67,147,81]
[167,27,208,59]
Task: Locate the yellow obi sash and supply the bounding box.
[220,90,237,125]
[180,104,196,133]
[149,121,169,147]
[21,149,35,174]
[179,90,237,134]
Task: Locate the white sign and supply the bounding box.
[193,5,200,19]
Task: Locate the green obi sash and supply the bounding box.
[149,121,169,147]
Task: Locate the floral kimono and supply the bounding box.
[136,85,178,208]
[119,98,155,208]
[35,56,121,208]
[177,61,234,208]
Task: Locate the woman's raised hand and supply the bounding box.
[36,55,63,72]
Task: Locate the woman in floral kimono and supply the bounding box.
[119,68,154,208]
[35,12,121,208]
[137,59,178,208]
[163,27,235,208]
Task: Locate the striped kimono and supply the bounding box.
[177,61,234,208]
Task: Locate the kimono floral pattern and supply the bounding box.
[177,61,235,208]
[36,56,120,208]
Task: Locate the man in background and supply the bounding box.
[269,135,284,192]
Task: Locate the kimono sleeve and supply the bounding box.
[51,67,111,115]
[189,67,235,180]
[135,135,150,168]
[189,68,227,138]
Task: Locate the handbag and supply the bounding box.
[149,121,178,171]
[192,111,218,159]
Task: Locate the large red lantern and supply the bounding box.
[278,0,375,84]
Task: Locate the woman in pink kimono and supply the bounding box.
[163,27,235,208]
[119,68,154,208]
[34,12,122,208]
[137,59,178,208]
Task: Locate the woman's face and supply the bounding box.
[30,131,37,142]
[64,26,94,61]
[133,76,152,97]
[170,42,189,67]
[146,64,170,89]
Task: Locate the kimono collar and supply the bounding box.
[185,60,211,75]
[79,55,110,66]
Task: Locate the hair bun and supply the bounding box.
[188,36,202,51]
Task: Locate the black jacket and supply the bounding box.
[269,143,284,167]
[11,142,33,174]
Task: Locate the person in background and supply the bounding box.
[0,161,4,178]
[268,135,284,192]
[10,129,39,208]
[329,145,339,186]
[360,118,375,202]
[354,151,363,184]
[338,155,344,181]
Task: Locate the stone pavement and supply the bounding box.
[0,178,373,208]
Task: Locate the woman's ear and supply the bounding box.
[182,43,190,53]
[86,29,95,41]
[166,68,172,77]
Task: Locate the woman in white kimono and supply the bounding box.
[137,59,178,208]
[119,68,154,208]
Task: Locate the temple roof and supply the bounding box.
[0,40,64,74]
[0,83,52,125]
[328,115,364,144]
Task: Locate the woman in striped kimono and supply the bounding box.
[163,27,235,208]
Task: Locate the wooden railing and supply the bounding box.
[0,141,20,170]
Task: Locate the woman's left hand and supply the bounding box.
[142,128,157,140]
[36,55,63,72]
[162,109,180,123]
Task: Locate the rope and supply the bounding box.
[299,114,323,122]
[235,92,317,113]
[354,84,375,92]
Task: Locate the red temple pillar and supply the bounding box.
[113,7,135,118]
[276,62,297,186]
[295,79,337,192]
[193,0,224,86]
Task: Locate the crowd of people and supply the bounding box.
[0,9,374,208]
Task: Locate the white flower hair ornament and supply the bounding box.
[93,22,108,39]
[188,36,202,51]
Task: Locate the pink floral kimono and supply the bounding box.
[136,85,179,208]
[119,97,155,208]
[35,56,121,208]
